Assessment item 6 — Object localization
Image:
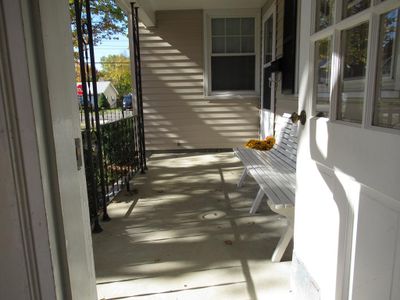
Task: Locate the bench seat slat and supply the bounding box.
[255,162,295,206]
[253,148,296,173]
[234,148,295,207]
[243,150,295,204]
[269,149,296,169]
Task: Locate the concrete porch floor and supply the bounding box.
[93,152,293,300]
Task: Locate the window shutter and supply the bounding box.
[281,0,297,94]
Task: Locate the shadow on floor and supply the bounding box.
[93,152,293,300]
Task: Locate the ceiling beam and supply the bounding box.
[116,0,156,27]
[135,0,156,27]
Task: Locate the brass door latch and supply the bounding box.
[290,110,306,125]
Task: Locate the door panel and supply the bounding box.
[295,1,400,300]
[350,190,400,300]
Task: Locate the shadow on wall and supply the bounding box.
[139,10,259,151]
[294,112,400,299]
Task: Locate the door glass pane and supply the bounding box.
[212,19,225,35]
[316,0,335,31]
[343,0,369,19]
[338,22,369,123]
[241,18,255,35]
[226,37,241,53]
[315,37,332,117]
[264,16,273,64]
[373,8,400,130]
[226,18,241,35]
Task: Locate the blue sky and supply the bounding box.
[93,34,130,69]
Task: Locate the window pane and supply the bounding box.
[316,0,335,31]
[226,18,241,35]
[211,56,255,91]
[343,0,369,19]
[212,18,225,35]
[264,16,273,63]
[226,37,241,53]
[212,37,225,53]
[315,38,332,117]
[380,10,398,76]
[338,22,369,123]
[241,18,255,35]
[242,36,255,53]
[210,17,256,92]
[373,9,400,130]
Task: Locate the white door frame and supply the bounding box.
[0,0,98,298]
[0,1,57,298]
[260,3,276,138]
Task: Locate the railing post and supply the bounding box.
[84,0,110,222]
[131,3,147,174]
[74,0,103,233]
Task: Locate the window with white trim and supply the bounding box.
[311,0,400,131]
[205,11,260,96]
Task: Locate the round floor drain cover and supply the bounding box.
[201,210,226,220]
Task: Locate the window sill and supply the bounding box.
[205,92,260,100]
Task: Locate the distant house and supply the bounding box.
[76,81,119,107]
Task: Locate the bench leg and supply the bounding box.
[237,168,248,188]
[250,188,265,214]
[271,222,293,263]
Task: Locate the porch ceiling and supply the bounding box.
[117,0,266,27]
[145,0,266,10]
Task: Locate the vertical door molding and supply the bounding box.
[0,0,57,298]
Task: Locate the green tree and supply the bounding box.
[99,93,110,109]
[343,22,369,78]
[69,0,128,47]
[100,54,132,97]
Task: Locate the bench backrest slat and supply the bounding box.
[272,114,298,166]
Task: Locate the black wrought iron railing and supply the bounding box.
[81,114,140,226]
[80,108,134,125]
[74,0,146,233]
[131,3,147,173]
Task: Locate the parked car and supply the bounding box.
[123,94,133,110]
[78,95,95,108]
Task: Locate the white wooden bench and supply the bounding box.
[233,113,298,262]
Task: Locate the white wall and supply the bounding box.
[140,10,259,150]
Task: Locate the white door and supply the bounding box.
[260,5,275,138]
[294,1,400,300]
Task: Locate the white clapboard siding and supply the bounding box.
[139,10,259,151]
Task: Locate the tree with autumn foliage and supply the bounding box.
[99,54,132,98]
[70,0,131,98]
